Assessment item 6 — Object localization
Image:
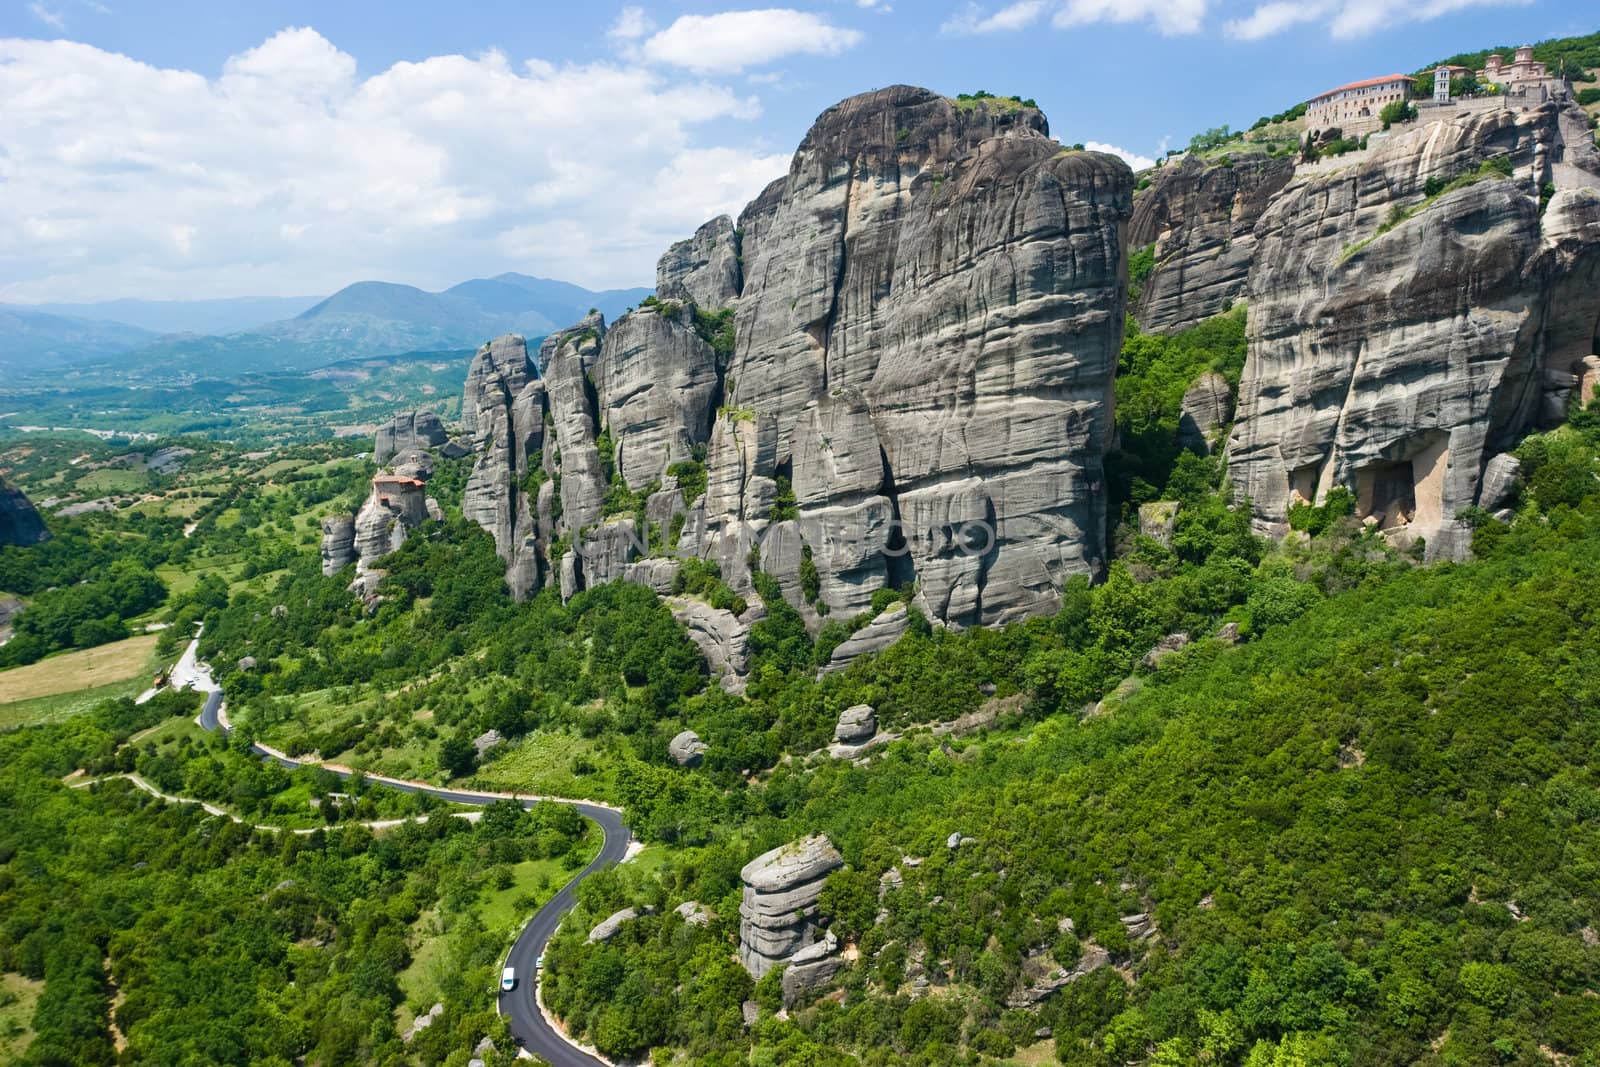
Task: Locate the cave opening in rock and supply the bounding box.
[1356,461,1416,529]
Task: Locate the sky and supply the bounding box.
[0,0,1594,304]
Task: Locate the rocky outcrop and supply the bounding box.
[1228,103,1600,558]
[319,515,356,575]
[675,901,715,927]
[1130,153,1294,333]
[656,215,741,308]
[817,604,912,678]
[353,474,433,566]
[688,87,1133,628]
[589,907,644,943]
[834,704,877,743]
[1137,501,1179,548]
[447,88,1130,628]
[541,317,609,541]
[461,334,546,599]
[668,729,707,767]
[738,834,844,978]
[1177,371,1234,454]
[593,304,720,490]
[0,481,48,546]
[374,409,448,465]
[781,930,843,1005]
[665,596,751,694]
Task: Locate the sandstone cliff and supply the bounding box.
[1130,153,1294,333]
[457,86,1134,631]
[0,480,48,546]
[1227,101,1600,556]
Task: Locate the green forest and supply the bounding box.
[2,283,1600,1061]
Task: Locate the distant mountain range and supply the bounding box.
[0,274,653,376]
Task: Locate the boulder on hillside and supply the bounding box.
[669,730,708,767]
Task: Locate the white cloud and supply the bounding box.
[607,6,654,41]
[1227,0,1526,40]
[1084,141,1155,171]
[941,1,1048,35]
[639,9,862,73]
[29,3,66,30]
[0,30,792,301]
[946,0,1203,37]
[1053,0,1206,35]
[1224,1,1327,40]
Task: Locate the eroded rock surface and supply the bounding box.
[739,834,844,978]
[817,605,912,678]
[665,596,751,694]
[461,335,546,599]
[0,481,48,546]
[374,409,448,465]
[1130,154,1294,333]
[1228,103,1600,559]
[656,214,742,308]
[319,516,356,576]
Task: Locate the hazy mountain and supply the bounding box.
[0,307,157,371]
[25,295,322,336]
[77,275,654,378]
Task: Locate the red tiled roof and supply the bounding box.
[372,475,424,488]
[1310,74,1412,102]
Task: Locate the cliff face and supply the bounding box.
[0,481,48,547]
[687,86,1133,627]
[1227,102,1600,555]
[1129,153,1294,333]
[456,86,1133,628]
[460,334,546,598]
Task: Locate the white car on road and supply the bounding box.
[500,966,516,992]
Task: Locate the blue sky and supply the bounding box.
[0,0,1593,303]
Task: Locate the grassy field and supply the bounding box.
[472,730,615,801]
[396,844,599,1029]
[0,677,149,730]
[0,973,42,1062]
[0,634,161,722]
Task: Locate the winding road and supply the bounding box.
[178,633,623,1064]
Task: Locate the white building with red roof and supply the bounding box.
[1305,74,1414,137]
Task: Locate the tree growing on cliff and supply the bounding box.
[1379,100,1416,129]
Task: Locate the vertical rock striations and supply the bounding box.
[373,409,448,465]
[655,215,742,308]
[1227,103,1600,557]
[1129,154,1294,333]
[461,334,546,599]
[319,516,356,576]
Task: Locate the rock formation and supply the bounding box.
[461,334,546,599]
[738,834,844,978]
[319,516,356,575]
[710,87,1131,628]
[454,86,1132,629]
[1177,371,1233,454]
[1227,102,1600,558]
[656,215,742,308]
[1130,153,1294,333]
[665,596,752,694]
[353,474,434,565]
[669,729,708,767]
[0,480,48,546]
[817,604,912,678]
[834,704,877,743]
[374,409,448,465]
[592,303,720,491]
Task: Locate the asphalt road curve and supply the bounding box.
[197,679,624,1064]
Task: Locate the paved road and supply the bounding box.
[187,639,625,1065]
